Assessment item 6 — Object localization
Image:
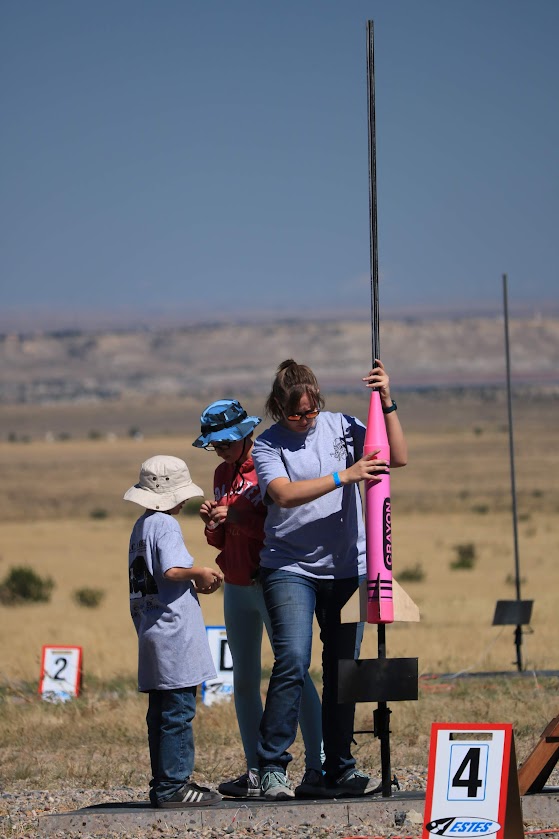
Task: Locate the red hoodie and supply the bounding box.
[204,455,266,585]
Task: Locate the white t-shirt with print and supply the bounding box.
[252,411,367,579]
[128,511,216,691]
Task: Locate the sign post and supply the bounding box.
[202,625,234,707]
[423,723,524,838]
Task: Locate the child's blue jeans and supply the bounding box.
[146,686,197,806]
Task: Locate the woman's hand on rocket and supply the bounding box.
[364,359,408,467]
[341,451,389,486]
[362,358,393,408]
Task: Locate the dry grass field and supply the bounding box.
[0,389,558,798]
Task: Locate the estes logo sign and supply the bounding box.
[426,816,501,835]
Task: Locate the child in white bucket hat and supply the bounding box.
[124,455,224,808]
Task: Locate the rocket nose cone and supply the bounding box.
[365,390,389,449]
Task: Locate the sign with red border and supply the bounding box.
[423,723,524,838]
[38,645,83,703]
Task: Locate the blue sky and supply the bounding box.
[1,0,558,329]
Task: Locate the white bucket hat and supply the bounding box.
[124,455,204,511]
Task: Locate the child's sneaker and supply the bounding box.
[218,769,261,798]
[260,769,295,800]
[294,768,329,798]
[159,781,222,808]
[328,768,370,797]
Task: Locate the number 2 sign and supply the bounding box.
[39,645,82,703]
[423,723,524,838]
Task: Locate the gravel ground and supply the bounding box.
[1,777,420,839]
[2,773,559,839]
[0,764,425,837]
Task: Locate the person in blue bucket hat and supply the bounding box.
[192,400,262,450]
[193,399,323,799]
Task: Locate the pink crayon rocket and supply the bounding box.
[364,389,394,624]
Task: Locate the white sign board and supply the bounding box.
[423,723,523,839]
[202,626,234,707]
[39,645,82,703]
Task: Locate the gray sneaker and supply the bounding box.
[260,769,295,800]
[218,768,261,798]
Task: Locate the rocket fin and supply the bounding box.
[392,578,420,622]
[341,578,420,624]
[340,580,368,623]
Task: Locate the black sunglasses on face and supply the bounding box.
[204,440,235,452]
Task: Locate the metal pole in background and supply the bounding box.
[502,273,524,671]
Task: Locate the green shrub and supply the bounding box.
[471,504,489,515]
[398,563,425,583]
[450,543,477,570]
[90,508,109,520]
[0,567,55,605]
[74,587,105,608]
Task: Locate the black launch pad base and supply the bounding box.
[338,656,419,798]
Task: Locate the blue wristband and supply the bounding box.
[332,472,342,489]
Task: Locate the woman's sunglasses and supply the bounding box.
[285,409,320,422]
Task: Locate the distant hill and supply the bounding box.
[1,315,559,404]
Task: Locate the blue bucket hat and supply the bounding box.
[192,399,262,449]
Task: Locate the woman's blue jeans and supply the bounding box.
[224,580,323,771]
[256,568,364,781]
[146,686,197,806]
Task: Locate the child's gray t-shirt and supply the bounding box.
[128,511,216,691]
[252,411,367,579]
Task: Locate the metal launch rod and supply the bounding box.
[367,20,380,367]
[366,19,392,797]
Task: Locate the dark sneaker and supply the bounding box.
[159,781,222,808]
[294,768,329,798]
[218,768,261,798]
[329,768,370,797]
[260,769,295,800]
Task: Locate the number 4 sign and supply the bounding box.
[423,723,524,838]
[39,645,83,703]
